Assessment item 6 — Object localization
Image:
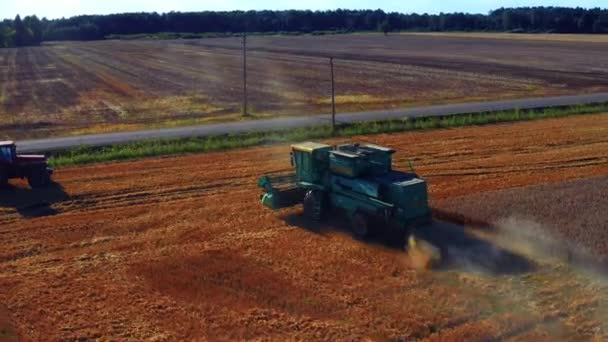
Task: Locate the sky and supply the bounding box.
[2,0,606,20]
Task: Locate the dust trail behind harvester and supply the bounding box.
[407,219,534,275]
[487,217,608,339]
[405,216,608,339]
[477,216,608,276]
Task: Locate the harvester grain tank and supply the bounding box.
[258,142,430,237]
[0,141,53,188]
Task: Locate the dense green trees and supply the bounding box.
[0,15,44,47]
[378,20,390,35]
[0,22,13,48]
[0,7,607,48]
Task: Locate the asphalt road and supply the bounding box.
[16,92,608,153]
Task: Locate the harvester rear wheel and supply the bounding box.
[303,190,324,221]
[352,212,369,238]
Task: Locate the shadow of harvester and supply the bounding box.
[281,211,535,275]
[412,221,535,275]
[0,182,68,218]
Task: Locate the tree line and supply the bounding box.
[0,15,45,48]
[1,7,608,47]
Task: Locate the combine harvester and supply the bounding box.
[258,142,440,265]
[0,141,54,188]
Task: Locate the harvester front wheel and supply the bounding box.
[303,190,324,221]
[351,212,369,238]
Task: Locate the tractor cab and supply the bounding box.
[0,141,16,164]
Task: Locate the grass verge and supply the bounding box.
[49,103,608,167]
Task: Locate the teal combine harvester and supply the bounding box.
[258,142,431,238]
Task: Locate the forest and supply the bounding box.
[1,7,608,48]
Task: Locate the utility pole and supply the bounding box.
[330,57,336,133]
[242,30,248,117]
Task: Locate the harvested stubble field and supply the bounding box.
[1,113,608,340]
[2,33,608,139]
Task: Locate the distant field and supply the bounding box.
[402,32,608,43]
[1,33,608,139]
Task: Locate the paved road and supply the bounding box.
[17,92,608,153]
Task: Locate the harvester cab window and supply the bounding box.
[0,146,14,163]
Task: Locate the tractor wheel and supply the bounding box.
[351,212,369,238]
[303,190,324,221]
[0,169,7,188]
[28,168,51,188]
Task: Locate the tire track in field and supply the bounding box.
[80,41,245,105]
[35,48,86,114]
[55,47,140,97]
[2,49,20,113]
[0,178,255,262]
[0,176,260,265]
[74,42,316,106]
[49,46,144,125]
[0,50,10,113]
[8,49,45,116]
[0,176,252,226]
[64,44,188,93]
[421,155,608,178]
[26,47,65,117]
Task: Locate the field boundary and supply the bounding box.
[47,103,608,167]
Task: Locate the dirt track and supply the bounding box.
[1,114,608,340]
[2,33,608,139]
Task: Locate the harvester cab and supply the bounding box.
[259,141,431,238]
[0,141,54,188]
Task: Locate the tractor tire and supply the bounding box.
[0,169,7,188]
[351,212,369,238]
[303,190,324,221]
[28,168,51,188]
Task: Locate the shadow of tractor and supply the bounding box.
[281,211,535,275]
[0,182,69,218]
